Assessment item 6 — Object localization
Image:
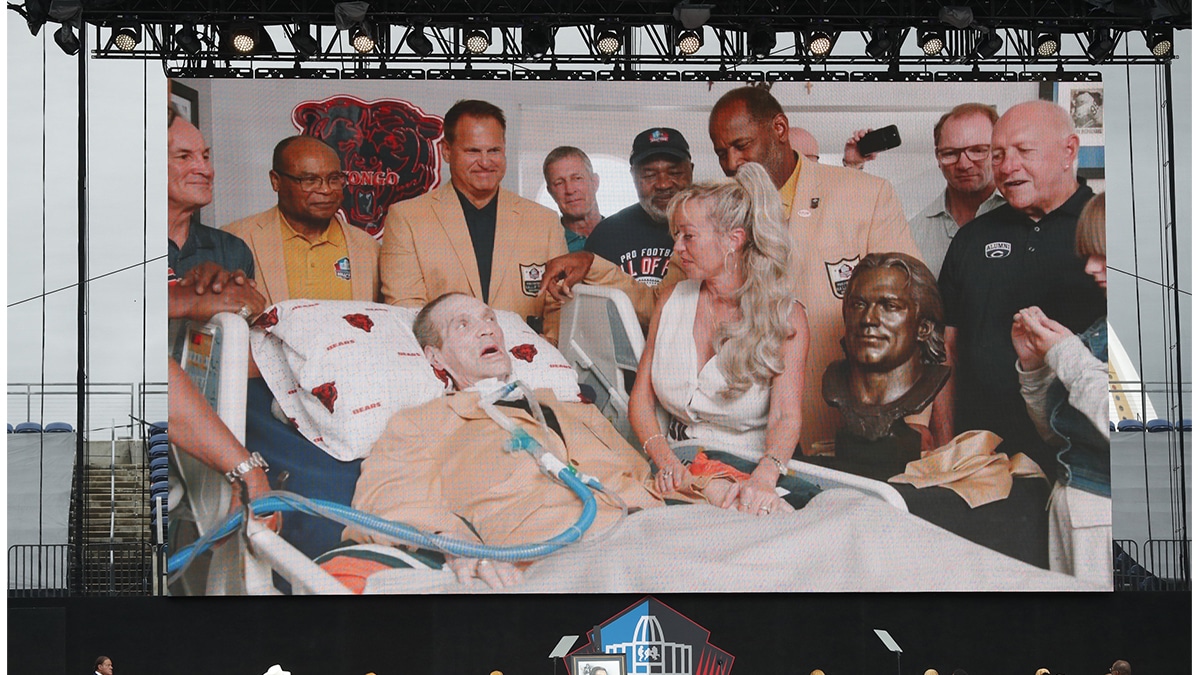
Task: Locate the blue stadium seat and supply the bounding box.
[148,446,169,461]
[150,467,169,483]
[1146,418,1173,432]
[1179,419,1191,432]
[7,424,13,434]
[14,422,42,433]
[149,456,169,472]
[148,433,169,447]
[44,421,73,433]
[149,421,168,436]
[1117,419,1145,432]
[1109,421,1116,432]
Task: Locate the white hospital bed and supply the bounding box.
[558,284,908,512]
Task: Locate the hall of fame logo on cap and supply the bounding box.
[334,256,352,280]
[649,129,669,143]
[520,263,546,297]
[985,241,1012,259]
[824,255,861,299]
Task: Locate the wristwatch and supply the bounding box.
[225,452,269,483]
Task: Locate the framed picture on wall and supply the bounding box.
[569,654,626,675]
[1042,80,1105,178]
[170,80,199,125]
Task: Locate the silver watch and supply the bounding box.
[225,452,269,483]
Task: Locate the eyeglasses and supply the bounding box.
[275,170,348,191]
[935,145,990,165]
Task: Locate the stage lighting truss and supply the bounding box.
[86,17,1179,72]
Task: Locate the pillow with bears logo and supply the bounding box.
[250,301,582,461]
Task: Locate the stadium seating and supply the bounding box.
[1117,419,1145,432]
[44,421,73,433]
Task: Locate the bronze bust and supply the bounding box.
[821,252,950,478]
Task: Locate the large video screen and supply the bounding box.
[169,78,1110,594]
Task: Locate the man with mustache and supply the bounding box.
[938,100,1105,473]
[224,135,381,304]
[380,99,566,341]
[584,127,693,287]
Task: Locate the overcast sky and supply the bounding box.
[4,19,1193,420]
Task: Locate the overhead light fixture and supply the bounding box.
[595,28,621,56]
[111,23,141,51]
[406,27,433,56]
[748,26,776,58]
[522,24,553,57]
[54,23,79,55]
[937,6,974,30]
[289,24,320,59]
[1145,28,1172,57]
[350,24,375,53]
[1085,28,1117,63]
[1034,31,1060,57]
[918,30,945,55]
[804,29,835,58]
[175,25,202,55]
[672,2,714,30]
[229,24,258,53]
[676,28,702,55]
[464,28,491,54]
[15,0,51,36]
[973,27,1003,58]
[865,27,896,61]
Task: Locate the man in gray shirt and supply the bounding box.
[908,103,1007,277]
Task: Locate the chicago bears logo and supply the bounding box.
[985,241,1012,259]
[510,343,539,363]
[293,95,442,238]
[312,382,338,413]
[252,307,279,330]
[343,313,374,332]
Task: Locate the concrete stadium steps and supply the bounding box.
[72,464,152,545]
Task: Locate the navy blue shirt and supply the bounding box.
[939,185,1105,468]
[168,222,255,279]
[585,203,674,287]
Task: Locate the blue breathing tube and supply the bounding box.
[167,381,605,576]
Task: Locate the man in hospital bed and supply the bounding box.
[340,293,1095,592]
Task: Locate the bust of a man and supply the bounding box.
[822,252,951,477]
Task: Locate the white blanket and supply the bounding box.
[363,490,1102,593]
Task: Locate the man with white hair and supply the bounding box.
[348,293,662,588]
[938,100,1106,472]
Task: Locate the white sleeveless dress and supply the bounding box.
[650,280,770,458]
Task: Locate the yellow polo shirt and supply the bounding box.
[280,214,354,301]
[778,155,802,217]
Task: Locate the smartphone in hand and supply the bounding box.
[856,125,902,156]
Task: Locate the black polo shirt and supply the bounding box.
[456,188,499,303]
[168,222,255,279]
[939,185,1105,467]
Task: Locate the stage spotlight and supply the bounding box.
[111,23,141,51]
[523,24,553,57]
[290,25,320,59]
[806,30,834,57]
[1145,28,1172,57]
[937,6,974,29]
[175,25,202,54]
[54,23,79,55]
[230,25,257,53]
[676,29,702,55]
[672,1,713,30]
[1086,28,1117,63]
[1034,31,1060,57]
[406,27,433,56]
[973,27,1003,58]
[918,30,944,55]
[464,28,491,54]
[865,27,896,60]
[748,26,776,58]
[350,24,375,52]
[1035,669,1051,675]
[595,28,621,56]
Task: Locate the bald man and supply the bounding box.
[938,100,1105,472]
[788,126,820,163]
[225,135,381,305]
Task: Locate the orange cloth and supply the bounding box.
[888,430,1046,508]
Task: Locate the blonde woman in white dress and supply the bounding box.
[629,162,814,516]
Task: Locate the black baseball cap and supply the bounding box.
[630,127,691,166]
